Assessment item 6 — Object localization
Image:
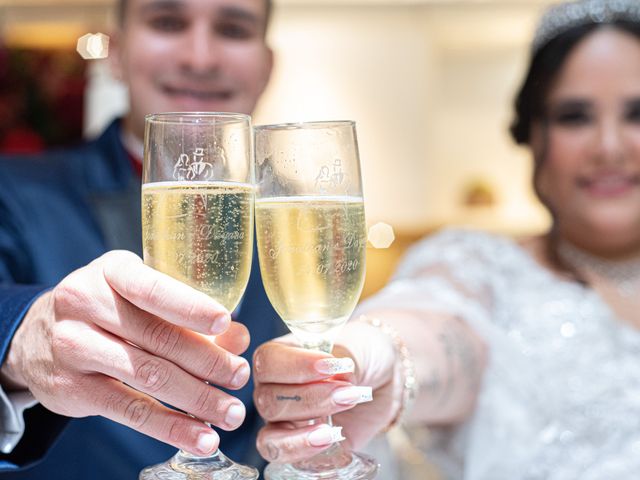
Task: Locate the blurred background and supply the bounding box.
[0,0,556,298]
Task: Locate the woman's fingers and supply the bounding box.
[253,342,355,384]
[60,324,247,431]
[256,422,347,464]
[254,380,372,422]
[88,375,221,456]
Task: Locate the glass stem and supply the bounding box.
[303,338,334,355]
[303,338,336,428]
[292,337,356,472]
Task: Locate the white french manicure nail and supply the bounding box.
[315,358,355,375]
[332,386,373,406]
[307,426,345,447]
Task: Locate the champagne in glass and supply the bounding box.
[254,121,378,479]
[139,112,258,480]
[255,196,366,348]
[142,181,254,311]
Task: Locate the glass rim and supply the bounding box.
[145,112,251,125]
[254,120,355,131]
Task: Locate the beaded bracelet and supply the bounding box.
[357,315,418,430]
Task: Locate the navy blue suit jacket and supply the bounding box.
[0,120,283,478]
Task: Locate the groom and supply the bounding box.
[0,0,280,477]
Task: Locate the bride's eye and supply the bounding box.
[548,100,592,128]
[554,110,591,126]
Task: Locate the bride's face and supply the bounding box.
[533,27,640,255]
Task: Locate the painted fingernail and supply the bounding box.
[225,403,245,429]
[314,357,355,375]
[332,386,373,406]
[307,426,345,447]
[196,431,218,455]
[210,313,231,335]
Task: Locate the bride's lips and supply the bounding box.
[577,172,640,197]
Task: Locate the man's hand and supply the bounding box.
[252,322,398,464]
[1,250,251,456]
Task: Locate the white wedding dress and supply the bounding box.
[358,229,640,480]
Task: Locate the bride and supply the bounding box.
[252,0,640,478]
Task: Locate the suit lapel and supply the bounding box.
[84,119,143,257]
[89,179,142,256]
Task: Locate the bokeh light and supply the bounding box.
[77,33,109,60]
[368,222,395,249]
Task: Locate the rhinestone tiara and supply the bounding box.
[533,0,640,53]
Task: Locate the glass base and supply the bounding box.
[264,450,378,480]
[139,449,259,480]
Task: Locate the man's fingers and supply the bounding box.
[90,298,250,390]
[256,423,346,464]
[254,381,373,423]
[214,322,250,356]
[100,250,230,335]
[66,326,247,431]
[89,375,221,456]
[253,342,355,384]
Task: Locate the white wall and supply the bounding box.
[422,3,551,233]
[251,2,553,234]
[254,5,435,230]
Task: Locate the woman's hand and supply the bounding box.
[1,250,251,456]
[253,321,399,464]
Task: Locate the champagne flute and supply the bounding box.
[254,121,378,479]
[139,112,258,480]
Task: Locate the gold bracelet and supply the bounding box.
[357,315,418,431]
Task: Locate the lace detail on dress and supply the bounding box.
[359,228,640,480]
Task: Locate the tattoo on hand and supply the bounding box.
[430,317,482,405]
[276,395,302,401]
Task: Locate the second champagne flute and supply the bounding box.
[254,121,378,479]
[139,112,258,480]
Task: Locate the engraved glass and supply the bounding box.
[139,112,258,480]
[254,121,378,479]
